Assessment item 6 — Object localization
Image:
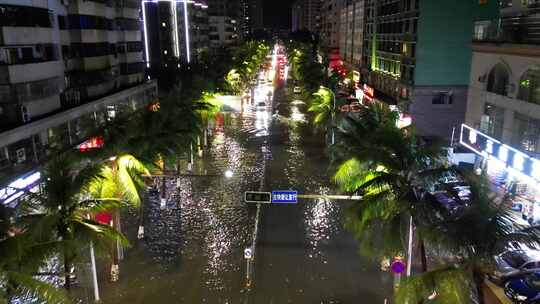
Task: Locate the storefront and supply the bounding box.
[460,124,540,223]
[0,171,42,207]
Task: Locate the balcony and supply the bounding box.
[473,16,540,45]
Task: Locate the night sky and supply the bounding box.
[263,0,292,29]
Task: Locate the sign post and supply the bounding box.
[391,256,406,289]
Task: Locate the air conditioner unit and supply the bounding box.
[16,148,26,163]
[20,105,29,123]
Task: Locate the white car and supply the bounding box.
[293,86,301,94]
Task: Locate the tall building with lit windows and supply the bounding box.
[320,0,345,50]
[239,0,263,37]
[360,0,498,139]
[460,0,540,225]
[142,0,209,67]
[0,0,157,205]
[207,0,240,47]
[291,0,322,34]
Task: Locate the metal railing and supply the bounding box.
[473,16,540,45]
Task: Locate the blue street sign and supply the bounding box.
[272,191,298,204]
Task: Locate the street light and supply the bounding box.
[320,86,336,145]
[224,169,234,179]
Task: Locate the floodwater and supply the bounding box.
[94,83,392,304]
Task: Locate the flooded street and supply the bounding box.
[95,83,392,303]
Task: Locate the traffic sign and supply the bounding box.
[391,258,406,274]
[272,191,298,204]
[244,247,253,259]
[244,191,271,204]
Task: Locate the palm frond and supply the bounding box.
[6,271,71,304]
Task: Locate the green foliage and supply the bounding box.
[395,268,472,304]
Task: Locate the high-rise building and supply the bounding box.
[0,0,157,204]
[361,0,498,138]
[320,0,344,50]
[291,0,322,34]
[339,0,365,68]
[207,0,240,47]
[460,0,540,224]
[209,16,239,47]
[142,0,209,66]
[239,0,264,37]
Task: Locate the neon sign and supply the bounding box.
[460,124,540,183]
[77,136,104,152]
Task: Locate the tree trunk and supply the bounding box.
[473,270,485,304]
[64,250,71,290]
[420,239,428,273]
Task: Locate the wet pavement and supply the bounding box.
[94,83,392,304]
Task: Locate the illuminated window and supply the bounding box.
[512,113,540,154]
[518,68,540,104]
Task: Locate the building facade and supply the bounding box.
[142,0,209,67]
[208,16,239,47]
[206,0,239,47]
[360,0,498,139]
[339,0,364,68]
[238,0,263,38]
[320,0,344,50]
[458,0,540,224]
[0,0,158,203]
[291,0,322,34]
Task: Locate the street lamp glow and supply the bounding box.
[224,170,234,179]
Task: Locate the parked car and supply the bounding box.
[293,86,301,94]
[505,272,540,303]
[490,249,540,285]
[427,191,467,217]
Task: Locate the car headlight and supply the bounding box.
[516,295,528,301]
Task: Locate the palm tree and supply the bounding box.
[332,104,540,303]
[21,155,129,290]
[307,87,342,144]
[0,205,71,304]
[403,173,540,304]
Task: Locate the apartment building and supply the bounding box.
[360,0,498,138]
[460,0,540,224]
[142,0,209,66]
[209,16,239,47]
[207,0,240,47]
[291,0,322,34]
[0,0,157,204]
[320,0,344,50]
[339,0,365,68]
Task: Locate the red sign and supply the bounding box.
[147,102,160,112]
[94,212,113,225]
[77,136,104,152]
[391,258,406,274]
